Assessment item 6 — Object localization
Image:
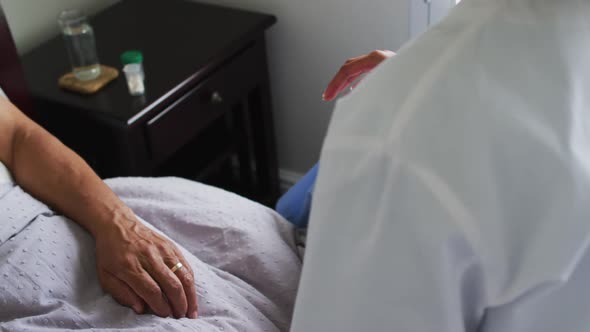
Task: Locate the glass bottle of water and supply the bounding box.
[58,9,101,81]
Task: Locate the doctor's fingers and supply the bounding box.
[323,50,395,101]
[322,72,364,101]
[343,49,393,64]
[323,65,367,101]
[343,49,392,64]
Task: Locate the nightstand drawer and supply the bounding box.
[146,45,257,163]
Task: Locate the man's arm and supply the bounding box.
[2,98,132,238]
[0,97,198,319]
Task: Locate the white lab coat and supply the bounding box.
[291,0,590,331]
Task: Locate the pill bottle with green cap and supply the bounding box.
[121,50,145,95]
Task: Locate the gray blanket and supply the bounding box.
[0,177,301,331]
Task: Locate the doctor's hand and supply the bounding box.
[322,50,395,101]
[94,212,198,319]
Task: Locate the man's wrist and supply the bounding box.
[89,204,137,238]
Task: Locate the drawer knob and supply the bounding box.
[211,91,224,104]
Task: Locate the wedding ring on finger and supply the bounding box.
[170,262,183,273]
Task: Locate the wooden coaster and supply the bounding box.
[58,65,119,94]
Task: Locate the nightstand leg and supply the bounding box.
[248,80,279,205]
[232,103,255,194]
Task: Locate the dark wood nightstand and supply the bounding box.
[21,0,279,206]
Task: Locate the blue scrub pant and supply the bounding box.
[275,163,319,228]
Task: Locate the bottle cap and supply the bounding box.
[58,9,87,28]
[120,50,143,65]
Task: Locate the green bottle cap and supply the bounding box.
[120,50,143,65]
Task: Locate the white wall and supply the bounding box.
[196,0,412,175]
[0,0,119,54]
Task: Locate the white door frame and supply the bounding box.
[409,0,457,39]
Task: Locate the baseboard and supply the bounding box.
[279,169,304,193]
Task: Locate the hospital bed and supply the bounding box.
[0,3,300,331]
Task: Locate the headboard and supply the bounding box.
[0,3,34,117]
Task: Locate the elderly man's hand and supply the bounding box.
[94,212,198,319]
[322,50,395,101]
[1,76,199,319]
